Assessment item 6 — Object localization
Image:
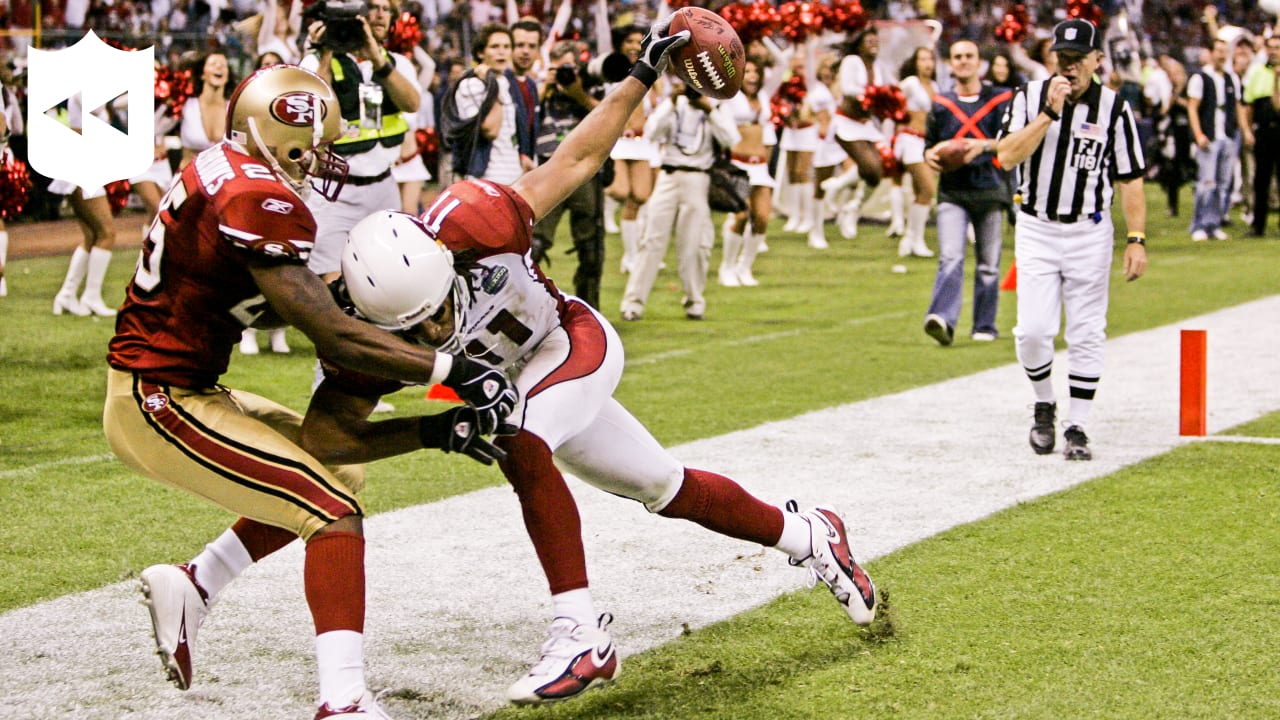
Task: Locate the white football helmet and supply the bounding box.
[225,65,348,200]
[342,211,466,342]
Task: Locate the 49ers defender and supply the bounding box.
[102,64,515,720]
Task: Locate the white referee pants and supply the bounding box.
[620,169,714,318]
[1012,212,1114,422]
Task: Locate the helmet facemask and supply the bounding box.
[244,91,348,202]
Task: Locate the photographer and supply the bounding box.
[301,0,421,280]
[530,40,607,307]
[620,77,740,321]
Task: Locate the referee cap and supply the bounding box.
[1050,19,1100,54]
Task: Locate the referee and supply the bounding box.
[996,19,1148,461]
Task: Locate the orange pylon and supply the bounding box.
[1000,261,1017,291]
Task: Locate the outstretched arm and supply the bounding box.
[513,19,689,220]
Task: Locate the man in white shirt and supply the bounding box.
[620,78,740,321]
[1186,38,1246,241]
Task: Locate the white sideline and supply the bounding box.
[3,297,1279,719]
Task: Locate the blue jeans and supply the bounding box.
[925,202,1004,337]
[1191,135,1237,234]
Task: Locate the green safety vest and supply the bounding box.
[329,53,409,155]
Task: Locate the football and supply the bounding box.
[934,139,972,172]
[666,7,746,100]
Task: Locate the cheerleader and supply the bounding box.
[892,46,937,258]
[719,58,778,286]
[49,95,118,317]
[820,27,887,229]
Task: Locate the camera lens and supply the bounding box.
[555,65,577,86]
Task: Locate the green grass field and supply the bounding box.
[2,184,1278,717]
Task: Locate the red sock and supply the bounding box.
[497,431,589,595]
[658,468,784,545]
[304,531,365,635]
[232,517,299,562]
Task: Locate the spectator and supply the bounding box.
[983,47,1026,90]
[447,23,522,183]
[1186,38,1245,241]
[530,40,607,307]
[1156,54,1194,217]
[508,17,543,174]
[619,75,739,321]
[922,39,1013,345]
[1242,33,1280,237]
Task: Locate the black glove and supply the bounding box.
[440,355,519,434]
[418,406,508,465]
[628,14,691,88]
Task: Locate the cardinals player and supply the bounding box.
[314,20,879,705]
[103,65,515,719]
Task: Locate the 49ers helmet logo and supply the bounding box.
[270,92,326,127]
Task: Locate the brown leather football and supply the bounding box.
[666,7,746,100]
[935,139,972,172]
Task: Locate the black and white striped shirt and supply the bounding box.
[1001,79,1145,223]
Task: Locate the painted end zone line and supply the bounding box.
[1191,435,1280,445]
[1,298,1278,720]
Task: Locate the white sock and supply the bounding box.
[774,510,813,562]
[316,630,365,709]
[1031,378,1055,404]
[82,247,113,302]
[907,203,931,248]
[59,246,91,296]
[1067,395,1094,429]
[889,185,906,229]
[550,587,597,626]
[190,528,255,601]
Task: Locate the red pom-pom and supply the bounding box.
[417,127,439,174]
[862,84,907,122]
[1066,0,1105,28]
[719,1,779,46]
[385,11,422,55]
[878,140,902,180]
[156,67,194,122]
[777,1,825,42]
[106,180,131,216]
[994,3,1029,44]
[0,152,32,221]
[820,0,867,34]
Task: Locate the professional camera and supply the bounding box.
[554,52,633,89]
[306,0,368,55]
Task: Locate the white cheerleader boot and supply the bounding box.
[906,203,934,257]
[736,229,764,286]
[719,217,743,287]
[886,184,906,238]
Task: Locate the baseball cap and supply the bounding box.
[1050,19,1100,54]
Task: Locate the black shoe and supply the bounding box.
[1030,402,1056,454]
[1063,425,1092,461]
[924,314,954,346]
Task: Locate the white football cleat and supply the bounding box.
[315,690,395,719]
[139,563,210,690]
[789,502,877,625]
[507,613,620,705]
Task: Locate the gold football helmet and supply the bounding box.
[225,65,348,200]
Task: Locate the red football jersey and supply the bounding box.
[421,179,536,258]
[108,144,318,388]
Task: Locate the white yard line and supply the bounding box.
[0,453,115,479]
[3,297,1279,719]
[1192,434,1280,445]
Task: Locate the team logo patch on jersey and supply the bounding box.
[261,198,294,214]
[270,92,326,127]
[142,392,170,413]
[480,266,509,294]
